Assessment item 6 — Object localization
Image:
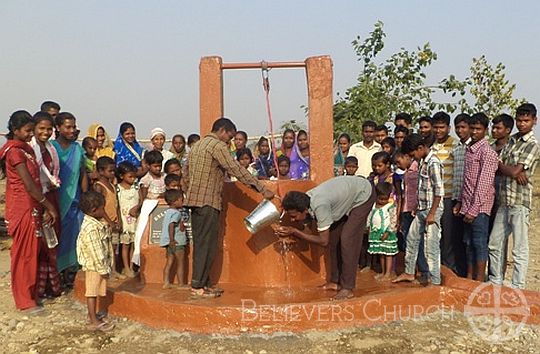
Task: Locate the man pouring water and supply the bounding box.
[276,176,375,300]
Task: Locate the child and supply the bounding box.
[255,137,276,179]
[161,189,189,289]
[271,155,291,180]
[140,150,166,200]
[454,113,498,281]
[149,128,174,167]
[116,162,142,278]
[375,125,389,144]
[82,136,99,185]
[381,137,396,156]
[394,112,413,131]
[76,191,114,332]
[93,156,124,280]
[236,148,258,176]
[164,158,182,176]
[165,174,182,190]
[394,133,444,285]
[369,152,399,202]
[393,126,409,151]
[489,103,540,289]
[344,156,359,176]
[367,182,398,281]
[393,151,429,278]
[187,133,200,149]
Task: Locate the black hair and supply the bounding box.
[431,111,451,126]
[235,131,248,140]
[116,161,137,179]
[119,122,136,136]
[164,189,183,205]
[54,112,76,127]
[395,112,412,125]
[492,114,514,131]
[362,120,377,130]
[211,117,236,133]
[345,156,358,165]
[516,103,537,117]
[80,191,105,214]
[418,116,432,125]
[338,133,351,143]
[469,112,490,128]
[297,129,308,138]
[282,191,310,212]
[82,136,97,149]
[278,155,290,166]
[392,150,408,160]
[394,125,409,136]
[236,147,253,162]
[6,110,33,140]
[187,133,200,146]
[144,150,164,165]
[375,181,393,198]
[375,125,389,134]
[33,111,54,126]
[371,151,391,164]
[454,113,471,126]
[164,173,181,187]
[401,133,426,154]
[96,156,115,171]
[40,101,61,112]
[164,158,181,174]
[381,137,396,149]
[257,136,269,149]
[172,134,186,144]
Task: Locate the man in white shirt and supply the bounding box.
[347,120,381,177]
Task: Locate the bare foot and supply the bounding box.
[332,289,354,300]
[374,273,383,280]
[162,282,173,289]
[317,282,339,291]
[380,273,395,282]
[360,266,371,273]
[392,273,415,283]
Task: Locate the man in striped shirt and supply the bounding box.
[454,113,498,281]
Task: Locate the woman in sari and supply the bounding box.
[334,133,351,176]
[30,112,62,299]
[254,136,276,179]
[51,112,88,286]
[289,130,310,180]
[277,129,295,158]
[0,111,58,313]
[87,123,115,159]
[113,122,146,177]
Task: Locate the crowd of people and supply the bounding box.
[0,99,538,327]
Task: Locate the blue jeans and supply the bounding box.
[488,205,530,289]
[400,212,429,273]
[463,213,490,265]
[405,209,442,285]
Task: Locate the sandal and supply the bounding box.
[190,288,221,299]
[204,286,224,294]
[88,321,115,332]
[332,289,354,301]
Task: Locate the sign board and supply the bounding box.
[149,204,169,244]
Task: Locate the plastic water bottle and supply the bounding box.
[42,225,58,248]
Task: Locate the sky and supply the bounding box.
[1,0,539,140]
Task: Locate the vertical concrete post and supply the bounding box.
[199,56,224,136]
[305,56,334,184]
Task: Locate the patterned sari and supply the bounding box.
[289,144,310,180]
[113,134,144,168]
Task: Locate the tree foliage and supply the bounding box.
[335,21,524,141]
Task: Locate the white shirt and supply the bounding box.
[347,141,381,177]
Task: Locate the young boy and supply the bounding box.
[418,116,433,139]
[450,113,471,277]
[454,113,498,281]
[393,126,409,150]
[161,190,189,289]
[140,150,166,199]
[489,103,540,289]
[491,113,514,156]
[76,191,115,332]
[165,174,182,190]
[344,156,359,176]
[348,120,381,177]
[394,133,444,285]
[375,125,389,144]
[430,112,462,276]
[82,136,99,186]
[394,112,413,131]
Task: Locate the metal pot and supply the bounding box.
[244,199,281,234]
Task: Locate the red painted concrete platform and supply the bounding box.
[73,267,540,334]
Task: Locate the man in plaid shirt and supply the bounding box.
[454,113,498,281]
[394,134,444,285]
[186,118,274,298]
[489,103,540,289]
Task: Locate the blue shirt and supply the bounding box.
[160,208,189,247]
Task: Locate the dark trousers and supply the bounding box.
[328,188,376,290]
[190,206,220,289]
[440,198,467,276]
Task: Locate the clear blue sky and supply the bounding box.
[1,0,539,139]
